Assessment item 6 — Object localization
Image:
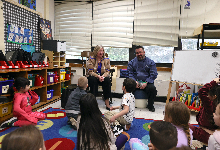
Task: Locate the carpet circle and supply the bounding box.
[35,120,53,130]
[59,125,77,137]
[46,111,66,119]
[45,138,75,150]
[0,134,8,148]
[143,122,153,131]
[141,135,150,146]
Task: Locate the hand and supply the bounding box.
[110,106,115,111]
[213,78,220,84]
[98,75,104,82]
[148,143,156,150]
[109,116,116,123]
[28,90,38,99]
[100,76,105,82]
[140,82,147,89]
[136,81,140,88]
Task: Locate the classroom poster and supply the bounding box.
[18,0,36,10]
[7,24,33,45]
[39,18,53,40]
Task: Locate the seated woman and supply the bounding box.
[87,45,111,110]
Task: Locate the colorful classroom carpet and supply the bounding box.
[0,108,199,150]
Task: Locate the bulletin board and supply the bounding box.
[2,0,41,52]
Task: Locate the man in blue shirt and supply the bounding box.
[127,46,158,112]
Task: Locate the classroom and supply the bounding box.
[0,0,220,150]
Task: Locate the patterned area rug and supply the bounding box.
[0,108,199,150]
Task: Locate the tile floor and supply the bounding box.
[41,97,198,124]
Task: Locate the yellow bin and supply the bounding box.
[60,71,66,81]
[0,102,13,117]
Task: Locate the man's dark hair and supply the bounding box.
[123,78,136,93]
[135,46,144,50]
[150,121,177,150]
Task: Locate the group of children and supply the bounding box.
[2,76,220,149]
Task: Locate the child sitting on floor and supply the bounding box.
[208,103,220,149]
[148,121,178,150]
[1,77,45,128]
[65,76,88,129]
[104,78,136,130]
[2,125,46,150]
[77,93,117,149]
[164,101,193,147]
[189,78,220,144]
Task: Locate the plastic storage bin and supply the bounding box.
[54,75,59,83]
[0,80,14,95]
[34,75,44,86]
[47,73,55,84]
[0,102,13,117]
[35,96,40,104]
[47,89,54,100]
[65,73,71,80]
[28,75,35,88]
[60,71,66,81]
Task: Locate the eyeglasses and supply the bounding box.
[136,52,143,55]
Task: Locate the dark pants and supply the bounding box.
[134,83,157,109]
[88,76,111,100]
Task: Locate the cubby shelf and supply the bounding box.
[0,66,71,124]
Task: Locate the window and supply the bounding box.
[55,2,92,59]
[143,46,174,63]
[181,39,197,50]
[181,39,220,50]
[104,47,129,61]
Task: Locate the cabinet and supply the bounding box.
[53,52,66,67]
[0,66,71,124]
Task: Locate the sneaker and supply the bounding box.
[149,107,155,112]
[69,117,77,127]
[124,124,131,131]
[1,119,17,128]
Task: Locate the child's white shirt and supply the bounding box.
[120,93,135,123]
[208,130,220,150]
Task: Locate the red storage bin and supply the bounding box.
[34,75,44,86]
[54,75,59,83]
[65,73,71,80]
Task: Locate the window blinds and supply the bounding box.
[133,0,179,47]
[92,0,134,48]
[55,2,92,59]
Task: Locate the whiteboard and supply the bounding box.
[171,50,220,85]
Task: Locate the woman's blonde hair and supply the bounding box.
[93,45,105,58]
[165,101,191,146]
[2,125,44,150]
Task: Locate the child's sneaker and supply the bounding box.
[123,124,131,131]
[1,119,17,128]
[69,117,77,130]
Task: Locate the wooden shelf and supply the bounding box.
[0,65,71,124]
[30,85,46,90]
[0,94,10,97]
[47,82,59,86]
[61,79,70,82]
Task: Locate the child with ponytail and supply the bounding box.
[1,77,45,128]
[164,101,193,147]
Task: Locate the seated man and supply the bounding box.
[127,46,158,112]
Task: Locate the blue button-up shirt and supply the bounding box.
[127,57,158,83]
